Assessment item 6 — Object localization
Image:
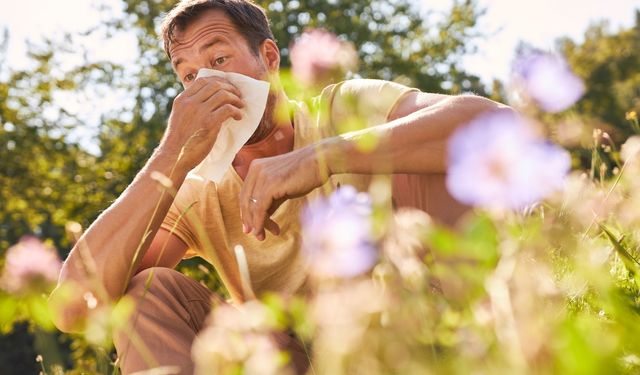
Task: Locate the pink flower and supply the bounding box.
[2,237,62,294]
[289,29,358,87]
[512,52,585,113]
[447,110,570,210]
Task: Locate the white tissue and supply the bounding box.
[189,68,271,182]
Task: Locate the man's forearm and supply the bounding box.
[56,146,189,302]
[323,95,509,175]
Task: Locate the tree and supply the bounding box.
[559,10,640,139]
[257,0,486,94]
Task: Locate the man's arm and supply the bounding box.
[325,91,511,175]
[239,91,510,239]
[49,76,244,332]
[135,229,189,273]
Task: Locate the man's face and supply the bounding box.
[170,9,269,88]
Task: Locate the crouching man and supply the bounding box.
[50,0,510,373]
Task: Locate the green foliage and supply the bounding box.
[256,0,487,94]
[1,45,106,252]
[560,11,640,138]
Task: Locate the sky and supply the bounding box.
[1,0,638,84]
[424,0,639,84]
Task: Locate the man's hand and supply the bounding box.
[162,76,245,170]
[239,142,332,240]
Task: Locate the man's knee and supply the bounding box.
[125,267,183,299]
[122,266,215,328]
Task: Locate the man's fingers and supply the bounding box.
[186,76,241,101]
[183,76,210,97]
[240,161,288,241]
[215,103,244,123]
[264,218,280,236]
[191,77,242,102]
[245,169,274,241]
[249,189,272,241]
[261,198,284,237]
[239,164,259,234]
[204,90,244,113]
[268,198,286,217]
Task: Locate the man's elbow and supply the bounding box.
[48,282,90,333]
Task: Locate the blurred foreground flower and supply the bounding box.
[622,136,640,163]
[512,52,585,113]
[192,301,287,375]
[447,110,571,210]
[302,185,377,279]
[383,209,433,291]
[1,237,62,294]
[289,28,358,87]
[312,279,386,364]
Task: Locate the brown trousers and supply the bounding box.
[113,267,309,375]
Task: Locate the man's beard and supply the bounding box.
[246,91,278,145]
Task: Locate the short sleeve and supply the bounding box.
[321,79,419,134]
[160,177,203,259]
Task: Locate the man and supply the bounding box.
[50,0,510,373]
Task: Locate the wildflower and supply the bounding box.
[627,111,638,121]
[512,52,585,113]
[1,237,62,294]
[621,136,640,163]
[447,110,570,210]
[301,185,377,278]
[383,209,432,289]
[289,28,358,87]
[312,279,385,356]
[192,302,284,375]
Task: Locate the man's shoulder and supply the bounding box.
[290,79,412,112]
[172,173,215,204]
[320,78,413,96]
[317,79,419,110]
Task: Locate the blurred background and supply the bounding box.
[0,0,639,373]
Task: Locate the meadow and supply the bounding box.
[1,1,639,374]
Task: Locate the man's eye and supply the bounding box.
[214,56,228,66]
[184,73,195,82]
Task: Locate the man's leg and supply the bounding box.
[114,267,310,374]
[113,267,218,375]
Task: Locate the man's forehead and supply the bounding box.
[171,26,232,57]
[169,9,237,56]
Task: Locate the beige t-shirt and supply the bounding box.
[160,79,417,301]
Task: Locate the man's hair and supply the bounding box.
[161,0,274,59]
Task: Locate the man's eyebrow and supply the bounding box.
[172,36,229,69]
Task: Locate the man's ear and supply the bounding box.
[259,39,280,73]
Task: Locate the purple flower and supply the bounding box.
[513,52,585,113]
[301,186,377,278]
[447,110,571,210]
[289,29,358,87]
[2,237,62,294]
